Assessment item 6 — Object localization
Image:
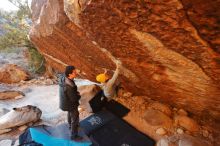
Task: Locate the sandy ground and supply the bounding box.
[0,81,93,142]
[0,85,66,125]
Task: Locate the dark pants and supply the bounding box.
[67,108,79,136]
[89,90,107,113]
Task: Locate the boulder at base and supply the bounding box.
[0,90,25,100]
[0,105,42,134]
[0,64,30,84]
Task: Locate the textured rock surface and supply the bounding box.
[157,134,212,146]
[174,115,199,132]
[29,0,220,121]
[144,109,172,128]
[0,105,42,134]
[0,90,24,100]
[0,64,30,84]
[149,102,172,117]
[180,0,220,53]
[156,127,167,136]
[177,109,188,116]
[115,95,216,144]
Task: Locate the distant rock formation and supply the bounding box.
[0,64,30,83]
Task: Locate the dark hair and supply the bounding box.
[65,66,75,77]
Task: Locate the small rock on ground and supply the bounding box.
[156,127,167,135]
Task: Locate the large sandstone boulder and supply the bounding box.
[144,109,173,129]
[0,64,30,84]
[149,102,172,117]
[0,105,42,134]
[29,0,220,122]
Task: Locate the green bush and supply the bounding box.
[28,47,45,74]
[0,0,45,74]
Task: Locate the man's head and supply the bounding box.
[65,66,77,79]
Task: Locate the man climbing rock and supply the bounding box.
[96,60,122,100]
[58,66,82,141]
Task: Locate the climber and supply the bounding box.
[96,60,122,100]
[58,66,82,141]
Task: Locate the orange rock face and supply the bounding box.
[0,64,30,84]
[29,0,220,120]
[174,115,200,132]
